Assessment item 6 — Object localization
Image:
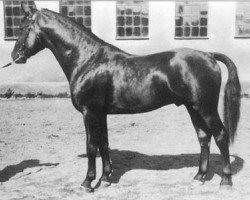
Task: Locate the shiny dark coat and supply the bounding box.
[11,5,241,191]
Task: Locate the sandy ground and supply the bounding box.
[0,98,249,200]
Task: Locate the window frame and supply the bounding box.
[235,2,250,39]
[3,0,35,41]
[175,1,209,40]
[116,0,149,40]
[59,0,92,30]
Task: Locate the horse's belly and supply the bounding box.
[108,86,174,114]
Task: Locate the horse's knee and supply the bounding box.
[87,143,98,156]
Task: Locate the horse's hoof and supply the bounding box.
[94,178,111,189]
[193,172,206,183]
[220,174,233,187]
[81,181,94,193]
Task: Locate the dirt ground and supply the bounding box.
[0,98,249,200]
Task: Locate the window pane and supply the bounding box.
[13,1,20,5]
[126,8,132,15]
[142,27,148,36]
[134,16,140,26]
[117,6,125,15]
[68,1,74,5]
[6,28,13,37]
[76,1,84,5]
[192,27,199,36]
[176,5,184,15]
[126,16,132,25]
[200,17,207,26]
[13,18,21,26]
[68,6,75,16]
[142,17,148,26]
[117,16,125,26]
[184,26,190,37]
[85,17,91,27]
[61,6,68,15]
[6,17,13,26]
[185,6,192,14]
[133,9,140,15]
[28,1,34,5]
[192,6,199,14]
[6,7,13,16]
[200,11,207,15]
[176,16,183,26]
[192,16,199,26]
[76,17,83,25]
[200,27,207,36]
[117,27,125,36]
[175,27,183,37]
[76,6,84,15]
[13,7,21,16]
[5,1,12,5]
[126,27,132,36]
[185,16,192,26]
[84,6,91,16]
[134,27,140,36]
[13,28,20,37]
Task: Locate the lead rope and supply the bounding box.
[1,56,22,69]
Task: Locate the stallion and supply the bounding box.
[10,3,241,191]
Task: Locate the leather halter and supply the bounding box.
[16,16,43,60]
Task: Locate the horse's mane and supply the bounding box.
[40,9,128,54]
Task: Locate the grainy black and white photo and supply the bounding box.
[0,0,249,199]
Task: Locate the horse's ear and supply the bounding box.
[21,1,37,16]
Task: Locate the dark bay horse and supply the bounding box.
[11,3,241,191]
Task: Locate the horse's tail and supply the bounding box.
[212,52,241,144]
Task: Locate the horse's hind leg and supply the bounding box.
[186,106,212,182]
[202,112,232,186]
[187,105,232,186]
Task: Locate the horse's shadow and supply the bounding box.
[79,149,244,183]
[0,159,59,182]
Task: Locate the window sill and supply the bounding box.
[174,37,209,40]
[4,37,17,41]
[116,37,149,41]
[234,36,250,39]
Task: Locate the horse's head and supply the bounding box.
[11,2,44,64]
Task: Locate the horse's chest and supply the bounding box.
[70,71,112,112]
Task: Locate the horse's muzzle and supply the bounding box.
[12,52,27,64]
[15,56,27,64]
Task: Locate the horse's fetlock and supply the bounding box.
[87,171,96,180]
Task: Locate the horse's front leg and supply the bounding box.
[97,114,112,187]
[81,107,99,192]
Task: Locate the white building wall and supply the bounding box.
[0,0,249,82]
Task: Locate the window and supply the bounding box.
[116,0,149,40]
[60,0,91,30]
[175,1,208,39]
[3,0,35,40]
[236,2,250,37]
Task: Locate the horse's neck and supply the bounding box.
[40,15,103,81]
